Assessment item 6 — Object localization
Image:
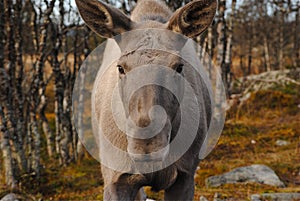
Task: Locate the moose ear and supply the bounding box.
[75,0,133,38]
[167,0,217,38]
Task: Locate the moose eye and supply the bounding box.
[117,65,125,74]
[176,64,184,73]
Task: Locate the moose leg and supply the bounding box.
[164,172,195,201]
[104,183,140,201]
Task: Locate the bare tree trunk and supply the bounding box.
[0,107,17,189]
[0,67,17,190]
[76,27,91,160]
[264,36,271,71]
[239,55,246,77]
[58,0,74,165]
[196,34,204,60]
[0,0,97,188]
[207,26,213,78]
[76,64,86,161]
[216,0,226,68]
[207,26,213,59]
[15,0,28,172]
[53,64,65,164]
[294,6,300,67]
[61,83,73,164]
[279,10,284,70]
[247,22,253,75]
[45,0,68,165]
[247,45,252,74]
[76,69,86,160]
[42,117,55,158]
[224,0,235,65]
[30,113,41,178]
[51,23,66,164]
[39,92,55,158]
[54,97,62,159]
[0,0,4,69]
[73,23,81,161]
[29,1,38,51]
[257,1,271,72]
[224,0,236,95]
[3,0,28,174]
[29,0,56,176]
[27,121,32,170]
[216,0,227,92]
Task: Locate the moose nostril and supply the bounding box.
[138,117,150,128]
[137,99,142,112]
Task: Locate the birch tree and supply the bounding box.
[292,1,300,67]
[0,0,89,186]
[224,0,236,94]
[216,0,229,95]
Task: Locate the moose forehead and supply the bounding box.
[116,28,187,53]
[118,49,182,70]
[115,28,187,69]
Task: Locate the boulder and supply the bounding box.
[251,193,300,201]
[228,68,300,111]
[199,196,209,201]
[213,193,224,201]
[0,193,20,201]
[275,140,290,146]
[206,164,285,187]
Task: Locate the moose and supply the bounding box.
[75,0,217,200]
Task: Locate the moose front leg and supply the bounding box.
[103,172,147,201]
[164,172,195,201]
[104,183,140,201]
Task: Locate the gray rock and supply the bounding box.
[206,164,285,187]
[251,193,300,201]
[250,194,261,201]
[199,195,209,201]
[275,140,290,146]
[213,193,225,201]
[0,194,20,201]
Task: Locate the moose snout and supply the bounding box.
[124,85,173,162]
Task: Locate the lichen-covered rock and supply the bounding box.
[206,164,285,187]
[275,140,290,146]
[199,195,208,201]
[231,69,300,95]
[199,195,209,201]
[228,68,300,111]
[0,193,21,201]
[251,193,300,201]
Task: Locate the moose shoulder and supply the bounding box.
[75,0,217,200]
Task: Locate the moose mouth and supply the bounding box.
[128,144,170,162]
[126,117,172,162]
